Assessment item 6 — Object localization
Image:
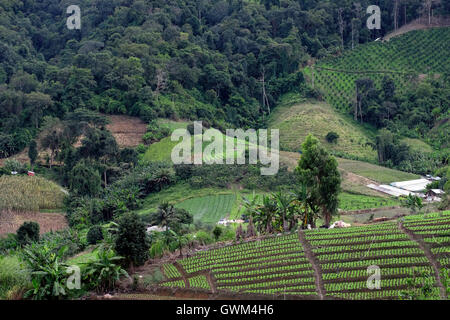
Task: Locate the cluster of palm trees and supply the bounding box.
[242,187,320,235]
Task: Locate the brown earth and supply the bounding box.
[106,115,147,148]
[0,209,68,237]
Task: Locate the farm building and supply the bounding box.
[367,184,416,197]
[425,189,445,202]
[390,179,430,192]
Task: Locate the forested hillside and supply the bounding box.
[1,0,449,158]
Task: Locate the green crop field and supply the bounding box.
[304,28,450,114]
[268,94,377,161]
[156,211,450,300]
[175,194,236,224]
[338,193,400,211]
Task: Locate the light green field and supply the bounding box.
[175,194,236,224]
[337,158,419,183]
[400,138,434,153]
[338,193,400,211]
[268,94,377,161]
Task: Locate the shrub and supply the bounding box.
[326,131,339,143]
[0,234,19,254]
[16,221,40,246]
[195,230,214,245]
[114,212,150,267]
[212,225,223,241]
[87,225,104,245]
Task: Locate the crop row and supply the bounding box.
[315,247,424,262]
[214,264,311,279]
[244,289,317,296]
[162,264,181,279]
[321,256,430,271]
[216,271,314,285]
[308,233,409,246]
[212,257,311,274]
[160,280,185,288]
[305,229,404,241]
[188,275,210,290]
[220,279,316,292]
[324,277,434,292]
[323,266,433,281]
[312,240,417,254]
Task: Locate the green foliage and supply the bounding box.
[83,249,129,294]
[326,132,339,144]
[296,135,341,226]
[86,226,104,245]
[401,194,424,214]
[212,226,223,241]
[20,244,73,300]
[69,160,102,197]
[399,270,440,300]
[114,212,150,267]
[28,140,38,168]
[16,221,40,246]
[0,255,30,299]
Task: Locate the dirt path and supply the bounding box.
[173,262,190,289]
[398,222,447,300]
[298,229,325,300]
[205,271,217,294]
[384,17,450,41]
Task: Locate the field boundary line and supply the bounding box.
[173,262,190,289]
[398,221,447,299]
[298,230,325,299]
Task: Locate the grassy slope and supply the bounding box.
[337,158,419,184]
[268,94,377,161]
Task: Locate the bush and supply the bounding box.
[195,230,214,245]
[114,212,150,267]
[0,234,19,254]
[16,221,40,246]
[326,131,339,143]
[87,225,104,245]
[212,226,223,241]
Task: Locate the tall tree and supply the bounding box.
[295,135,341,227]
[28,140,38,171]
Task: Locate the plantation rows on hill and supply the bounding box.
[156,211,450,300]
[304,28,450,113]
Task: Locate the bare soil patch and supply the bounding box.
[0,209,68,237]
[106,115,147,147]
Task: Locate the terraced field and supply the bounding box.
[155,211,450,300]
[160,233,318,297]
[304,28,450,113]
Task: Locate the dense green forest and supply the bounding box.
[1,0,449,158]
